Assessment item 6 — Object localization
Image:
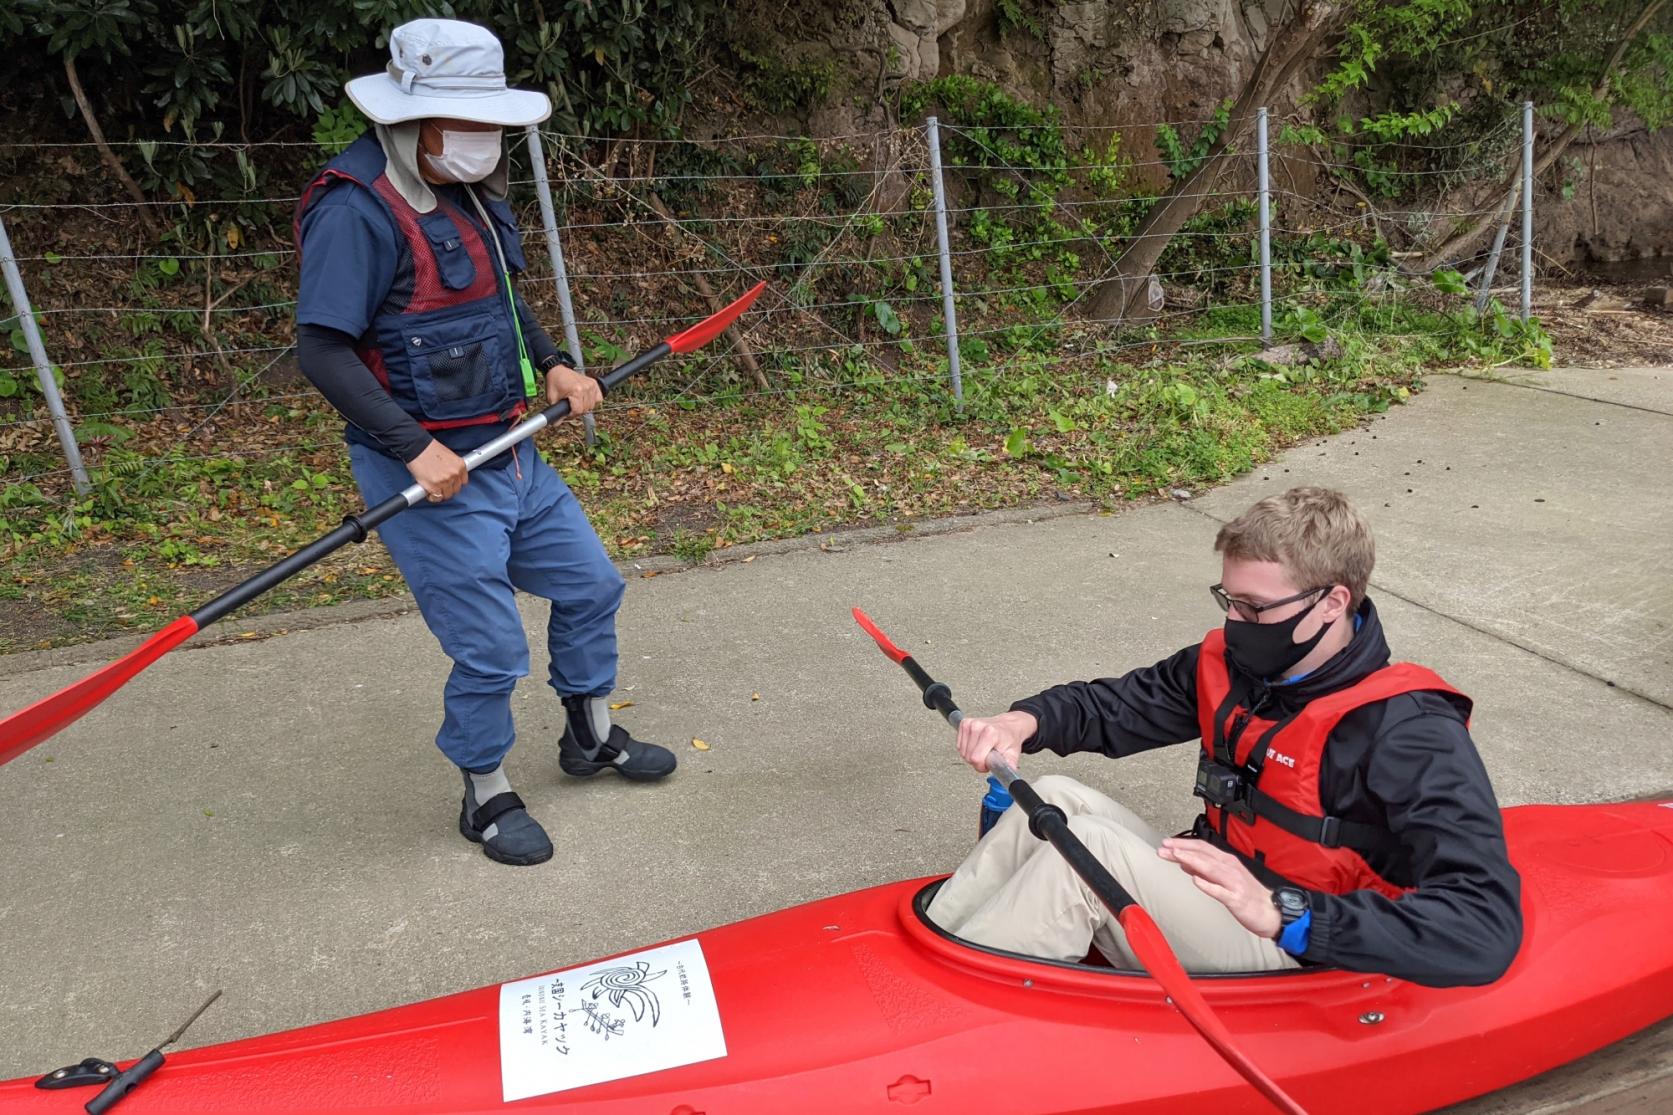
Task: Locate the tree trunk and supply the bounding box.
[644,192,771,391]
[63,54,158,235]
[1084,1,1340,324]
[1414,0,1667,271]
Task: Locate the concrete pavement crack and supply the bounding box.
[1439,371,1673,418]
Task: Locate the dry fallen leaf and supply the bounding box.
[742,555,757,563]
[691,738,711,751]
[609,700,634,711]
[751,692,760,701]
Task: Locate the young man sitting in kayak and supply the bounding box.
[925,487,1523,988]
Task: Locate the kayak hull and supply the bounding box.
[7,801,1673,1114]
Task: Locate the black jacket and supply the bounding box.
[1009,598,1523,988]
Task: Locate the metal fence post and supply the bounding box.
[1257,106,1272,345]
[924,116,964,405]
[1474,221,1510,316]
[524,125,596,447]
[1521,101,1534,324]
[0,212,90,494]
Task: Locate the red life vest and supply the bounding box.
[1193,627,1469,899]
[295,132,529,432]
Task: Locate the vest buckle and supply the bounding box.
[1317,815,1343,847]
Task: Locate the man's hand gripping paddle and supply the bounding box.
[852,606,1309,1115]
[0,282,766,767]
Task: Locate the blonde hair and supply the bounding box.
[1214,487,1375,606]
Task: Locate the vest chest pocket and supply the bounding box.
[418,213,478,290]
[402,315,509,422]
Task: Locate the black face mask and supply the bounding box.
[1223,594,1328,681]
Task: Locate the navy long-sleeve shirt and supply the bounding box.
[1010,598,1524,988]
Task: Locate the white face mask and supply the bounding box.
[423,128,503,182]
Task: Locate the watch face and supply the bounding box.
[1277,888,1307,914]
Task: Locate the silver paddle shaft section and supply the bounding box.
[942,707,1022,787]
[397,411,552,507]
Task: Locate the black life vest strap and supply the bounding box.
[1242,788,1400,853]
[1190,814,1300,890]
[1241,710,1295,781]
[1209,688,1241,765]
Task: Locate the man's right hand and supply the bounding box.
[956,710,1038,774]
[406,439,469,503]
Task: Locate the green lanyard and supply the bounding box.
[466,185,539,402]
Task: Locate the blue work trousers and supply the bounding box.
[348,441,625,771]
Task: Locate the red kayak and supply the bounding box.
[8,800,1672,1114]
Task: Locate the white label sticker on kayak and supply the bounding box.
[499,938,727,1102]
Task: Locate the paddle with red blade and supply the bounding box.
[0,282,767,767]
[853,606,1309,1115]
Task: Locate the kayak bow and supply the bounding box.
[6,800,1673,1113]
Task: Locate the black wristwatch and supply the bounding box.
[1271,886,1309,939]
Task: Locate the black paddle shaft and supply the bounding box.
[1010,782,1140,917]
[189,343,670,629]
[895,652,1139,918]
[901,654,956,722]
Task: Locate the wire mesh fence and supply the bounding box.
[1,106,1540,530]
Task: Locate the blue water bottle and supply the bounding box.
[979,775,1013,837]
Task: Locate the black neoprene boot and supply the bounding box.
[558,695,677,781]
[458,766,554,866]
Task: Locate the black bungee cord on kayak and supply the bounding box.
[34,990,221,1114]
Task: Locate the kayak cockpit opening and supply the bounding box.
[910,879,1328,980]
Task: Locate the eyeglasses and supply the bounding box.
[1210,583,1329,623]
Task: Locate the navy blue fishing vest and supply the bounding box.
[294,132,530,431]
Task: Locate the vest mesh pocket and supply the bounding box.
[427,341,494,402]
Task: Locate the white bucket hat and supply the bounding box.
[345,19,552,127]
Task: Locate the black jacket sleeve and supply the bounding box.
[1009,644,1203,759]
[296,324,433,463]
[1303,694,1524,987]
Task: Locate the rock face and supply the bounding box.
[773,0,1672,263]
[816,0,1289,120]
[1540,127,1673,266]
[883,0,970,81]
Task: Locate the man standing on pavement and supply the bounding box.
[293,19,675,867]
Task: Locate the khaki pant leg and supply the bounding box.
[925,774,1162,930]
[945,812,1300,974]
[1023,773,1172,848]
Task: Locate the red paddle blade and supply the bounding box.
[852,607,909,665]
[1119,907,1310,1115]
[665,281,767,354]
[0,615,199,766]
